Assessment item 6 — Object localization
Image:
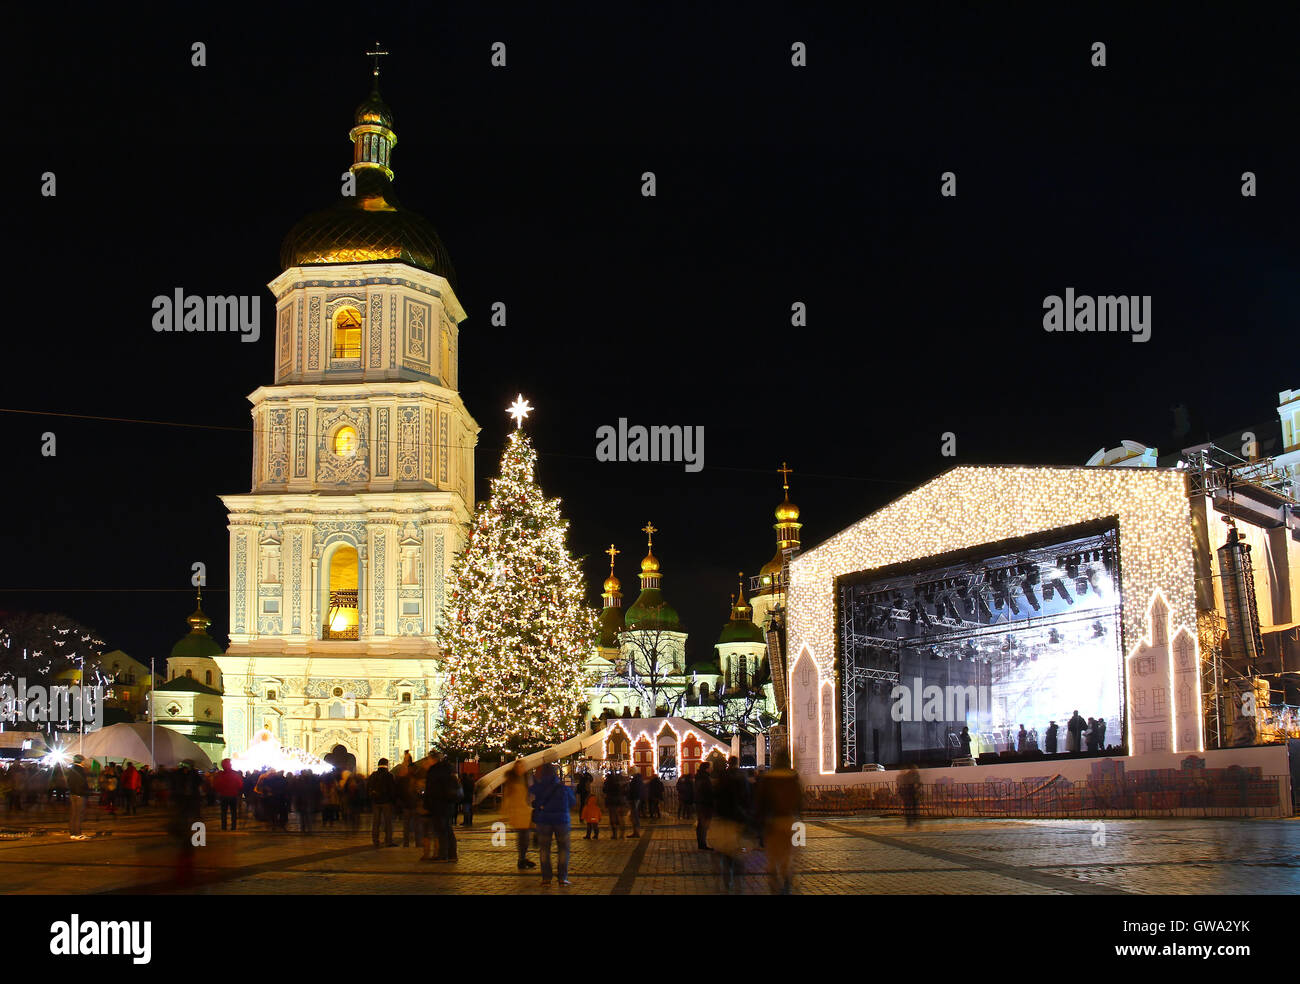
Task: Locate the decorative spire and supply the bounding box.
[366,42,389,83]
[773,461,802,547]
[639,521,662,586]
[351,44,397,181]
[733,573,753,619]
[602,543,622,605]
[186,588,212,634]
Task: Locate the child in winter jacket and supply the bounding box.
[580,794,601,839]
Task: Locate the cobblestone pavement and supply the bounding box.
[1,805,1296,894]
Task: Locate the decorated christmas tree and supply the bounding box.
[436,396,597,756]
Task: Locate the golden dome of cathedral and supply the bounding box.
[279,80,455,282]
[775,499,800,523]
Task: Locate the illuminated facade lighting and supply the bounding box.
[786,466,1201,775]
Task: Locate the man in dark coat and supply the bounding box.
[627,772,643,838]
[694,762,714,850]
[1067,710,1087,753]
[648,774,664,818]
[1045,721,1059,754]
[422,754,459,861]
[677,770,694,819]
[367,759,398,847]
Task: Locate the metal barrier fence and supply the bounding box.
[804,775,1294,819]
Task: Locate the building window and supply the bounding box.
[324,545,360,639]
[185,669,192,678]
[205,671,212,686]
[332,307,362,359]
[401,692,412,703]
[333,687,344,697]
[333,425,359,457]
[267,689,277,702]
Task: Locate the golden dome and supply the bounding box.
[775,499,800,522]
[603,574,622,594]
[640,551,660,574]
[760,551,784,578]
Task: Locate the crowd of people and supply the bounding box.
[2,748,806,893]
[956,709,1113,759]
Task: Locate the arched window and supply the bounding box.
[205,670,212,686]
[332,307,362,359]
[185,669,192,678]
[333,425,358,457]
[324,545,360,639]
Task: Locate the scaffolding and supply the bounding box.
[1183,444,1299,750]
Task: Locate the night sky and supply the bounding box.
[6,5,1297,666]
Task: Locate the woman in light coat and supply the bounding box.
[502,760,536,870]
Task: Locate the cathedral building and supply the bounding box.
[585,466,799,735]
[216,69,479,773]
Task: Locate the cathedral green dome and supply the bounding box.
[598,604,626,648]
[718,619,764,645]
[624,588,681,631]
[171,598,223,661]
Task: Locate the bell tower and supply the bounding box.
[216,52,480,772]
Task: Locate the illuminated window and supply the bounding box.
[334,425,359,457]
[332,307,362,359]
[324,545,360,639]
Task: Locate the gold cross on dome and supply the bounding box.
[778,461,793,491]
[642,521,657,549]
[606,543,620,569]
[366,43,389,78]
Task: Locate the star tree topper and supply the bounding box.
[507,394,534,429]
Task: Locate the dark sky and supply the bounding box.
[5,4,1297,666]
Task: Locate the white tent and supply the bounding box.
[78,723,213,769]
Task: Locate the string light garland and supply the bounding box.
[436,419,597,756]
[788,465,1200,774]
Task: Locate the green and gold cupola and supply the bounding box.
[623,521,682,631]
[718,573,765,645]
[598,543,626,648]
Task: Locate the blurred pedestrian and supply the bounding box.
[580,788,601,839]
[530,763,575,887]
[694,762,714,850]
[211,759,244,831]
[756,749,801,894]
[502,759,537,869]
[367,758,398,847]
[66,756,89,839]
[898,763,922,827]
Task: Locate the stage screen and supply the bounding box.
[836,521,1124,768]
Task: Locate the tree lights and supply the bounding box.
[436,422,596,756]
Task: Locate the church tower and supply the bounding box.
[217,54,479,771]
[751,462,802,630]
